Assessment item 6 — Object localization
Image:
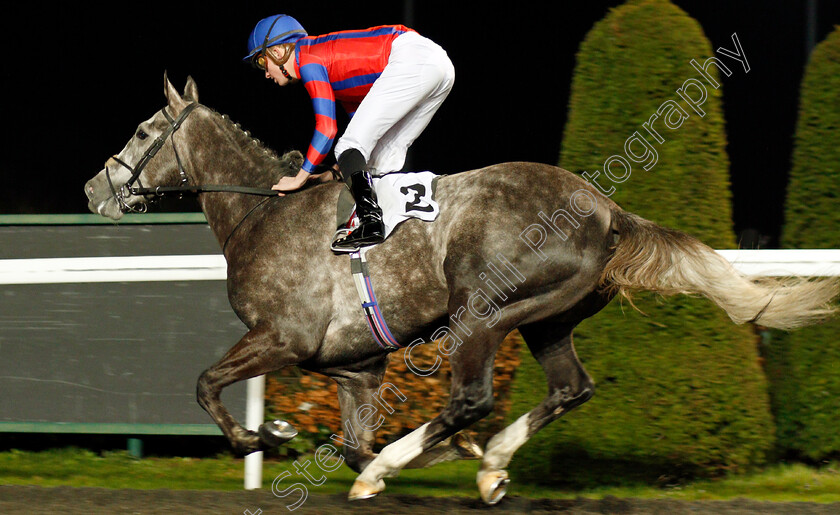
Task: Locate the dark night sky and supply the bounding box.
[2,1,838,247]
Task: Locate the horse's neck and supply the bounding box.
[182,116,278,251]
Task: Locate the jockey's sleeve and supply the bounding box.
[299,59,338,173]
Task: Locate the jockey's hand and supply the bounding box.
[272,169,310,195]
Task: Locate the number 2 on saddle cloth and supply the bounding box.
[338,171,440,351]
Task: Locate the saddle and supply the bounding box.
[332,172,440,251]
[339,172,441,350]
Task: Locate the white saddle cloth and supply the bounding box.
[341,171,441,240]
[372,171,440,238]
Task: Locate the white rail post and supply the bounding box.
[244,374,266,490]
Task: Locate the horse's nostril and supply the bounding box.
[85,182,96,200]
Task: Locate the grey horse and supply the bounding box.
[85,76,838,504]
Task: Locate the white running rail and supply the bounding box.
[2,250,840,286]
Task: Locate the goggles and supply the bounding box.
[251,52,268,71]
[252,49,295,81]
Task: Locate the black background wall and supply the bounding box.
[3,1,839,246]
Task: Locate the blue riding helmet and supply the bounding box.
[244,14,308,63]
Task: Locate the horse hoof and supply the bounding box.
[258,420,298,448]
[348,478,385,501]
[478,470,510,505]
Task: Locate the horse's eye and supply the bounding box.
[136,130,148,140]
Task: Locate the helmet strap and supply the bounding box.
[260,15,285,59]
[279,65,293,81]
[267,44,295,80]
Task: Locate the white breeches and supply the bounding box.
[334,31,455,176]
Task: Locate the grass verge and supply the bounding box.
[0,448,839,502]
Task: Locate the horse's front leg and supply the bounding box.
[196,322,312,455]
[334,360,483,476]
[348,326,506,500]
[331,358,389,473]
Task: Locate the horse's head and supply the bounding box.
[85,74,201,220]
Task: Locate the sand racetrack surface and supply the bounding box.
[2,485,840,514]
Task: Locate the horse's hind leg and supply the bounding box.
[196,323,307,455]
[477,319,594,504]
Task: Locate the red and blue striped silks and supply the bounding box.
[294,25,413,173]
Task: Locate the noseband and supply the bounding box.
[106,103,199,213]
[106,102,276,213]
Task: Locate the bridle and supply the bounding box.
[106,102,276,213]
[106,102,197,213]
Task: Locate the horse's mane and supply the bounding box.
[203,106,303,183]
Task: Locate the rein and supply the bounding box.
[106,102,277,213]
[129,183,279,198]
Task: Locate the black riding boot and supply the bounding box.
[332,150,385,251]
[332,170,385,250]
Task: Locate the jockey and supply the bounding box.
[245,14,455,251]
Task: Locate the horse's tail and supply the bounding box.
[600,209,839,330]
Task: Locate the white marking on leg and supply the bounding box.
[356,422,430,483]
[480,413,531,473]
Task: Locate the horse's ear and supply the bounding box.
[184,76,199,103]
[163,71,187,111]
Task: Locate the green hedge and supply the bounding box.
[767,26,840,460]
[508,0,774,486]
